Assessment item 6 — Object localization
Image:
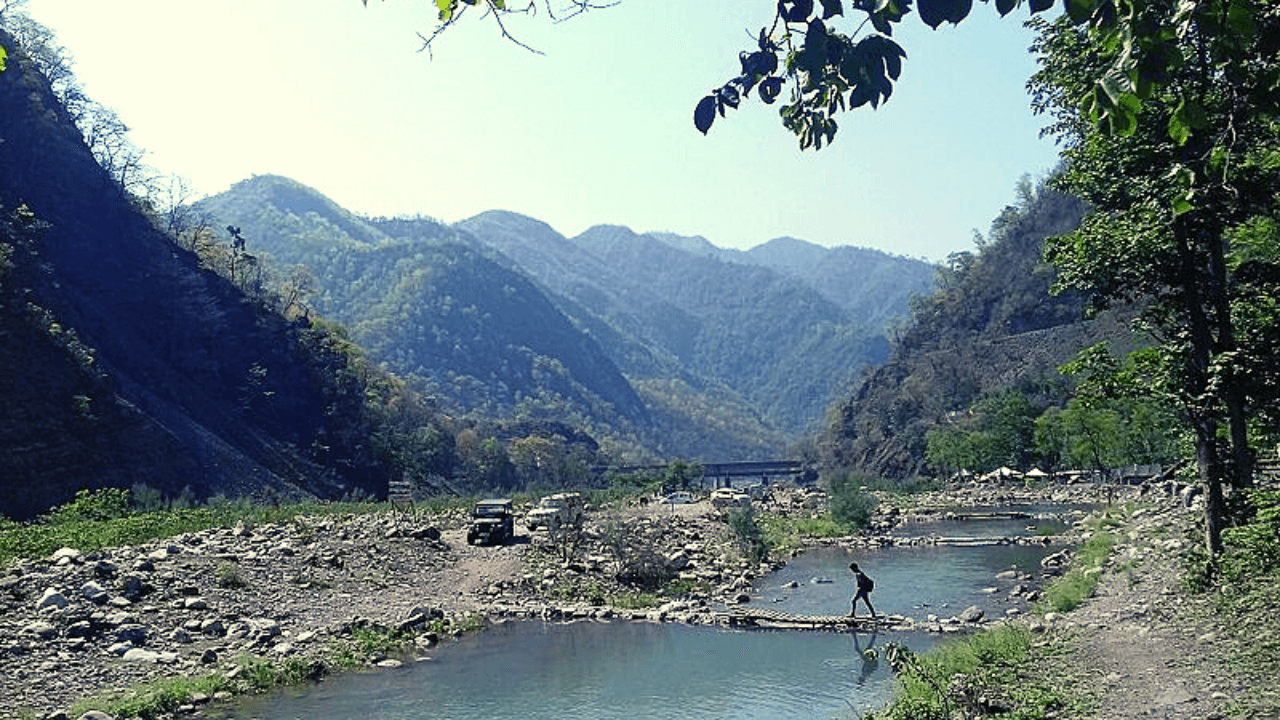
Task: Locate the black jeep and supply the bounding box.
[467,498,514,546]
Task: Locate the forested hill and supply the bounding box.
[821,181,1138,478]
[194,176,649,430]
[0,33,391,519]
[458,213,925,435]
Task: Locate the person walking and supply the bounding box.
[848,562,877,619]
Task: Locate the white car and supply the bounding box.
[660,491,694,504]
[710,488,751,510]
[526,492,586,531]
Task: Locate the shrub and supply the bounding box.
[215,561,246,589]
[827,472,880,530]
[728,505,769,563]
[1222,489,1280,582]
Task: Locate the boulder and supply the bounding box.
[24,621,58,640]
[36,589,70,611]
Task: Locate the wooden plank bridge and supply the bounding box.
[720,608,882,629]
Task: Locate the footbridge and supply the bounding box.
[720,608,869,629]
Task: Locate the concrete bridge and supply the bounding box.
[595,460,813,489]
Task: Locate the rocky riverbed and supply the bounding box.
[0,482,1139,720]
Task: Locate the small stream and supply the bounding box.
[228,510,1073,720]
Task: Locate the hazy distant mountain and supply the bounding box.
[646,233,937,330]
[458,217,911,436]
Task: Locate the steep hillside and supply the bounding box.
[195,176,649,428]
[821,185,1135,478]
[0,34,388,518]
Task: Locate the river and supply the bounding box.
[228,515,1066,720]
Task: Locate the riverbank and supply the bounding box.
[873,484,1280,720]
[0,482,1133,719]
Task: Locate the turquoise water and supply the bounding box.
[232,621,911,720]
[229,542,1056,720]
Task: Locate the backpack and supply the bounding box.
[858,572,874,592]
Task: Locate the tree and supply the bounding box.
[1030,8,1280,557]
[374,0,1269,153]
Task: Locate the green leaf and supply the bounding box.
[759,76,784,104]
[436,0,455,21]
[819,0,845,19]
[1167,97,1206,146]
[1028,0,1053,12]
[0,46,7,73]
[1168,100,1191,146]
[917,0,949,28]
[1226,1,1255,37]
[694,95,717,134]
[917,0,973,28]
[995,0,1019,15]
[1065,0,1100,22]
[781,0,816,23]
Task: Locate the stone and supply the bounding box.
[81,581,108,604]
[24,620,58,640]
[36,588,70,611]
[113,624,148,645]
[122,648,178,664]
[51,547,83,565]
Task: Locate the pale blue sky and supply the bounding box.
[23,0,1062,261]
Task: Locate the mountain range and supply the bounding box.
[196,175,936,460]
[1,20,1124,520]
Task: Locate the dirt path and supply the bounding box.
[1041,503,1243,720]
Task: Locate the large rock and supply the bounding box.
[36,589,69,611]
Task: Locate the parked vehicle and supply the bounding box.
[467,499,514,546]
[710,487,751,510]
[526,492,586,531]
[659,491,694,505]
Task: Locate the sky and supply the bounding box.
[19,0,1063,262]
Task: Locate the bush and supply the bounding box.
[728,505,769,563]
[827,472,880,530]
[1222,489,1280,582]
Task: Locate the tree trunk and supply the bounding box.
[1196,418,1227,557]
[1177,216,1227,557]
